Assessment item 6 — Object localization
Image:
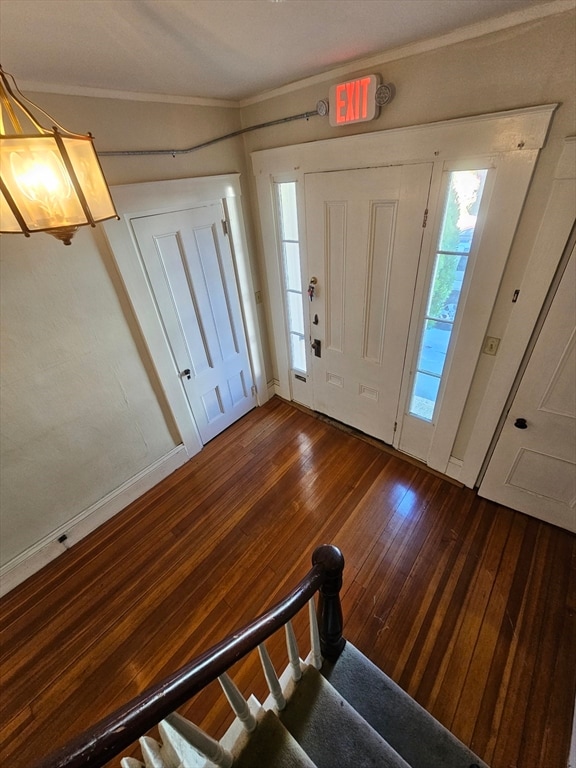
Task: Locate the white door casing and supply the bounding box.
[478,240,576,531]
[396,153,541,467]
[459,137,576,486]
[131,205,257,443]
[103,175,267,458]
[253,105,556,483]
[305,164,432,443]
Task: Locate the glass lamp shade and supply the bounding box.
[1,131,118,244]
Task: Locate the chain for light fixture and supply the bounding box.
[0,66,118,245]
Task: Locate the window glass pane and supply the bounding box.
[408,168,488,423]
[426,254,466,321]
[278,182,299,241]
[409,372,440,421]
[287,291,304,334]
[283,241,302,291]
[416,319,450,377]
[290,333,306,372]
[276,180,306,374]
[438,170,488,254]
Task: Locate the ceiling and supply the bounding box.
[0,0,566,103]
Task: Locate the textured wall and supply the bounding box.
[0,96,251,565]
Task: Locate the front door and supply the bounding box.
[132,204,256,443]
[478,243,576,532]
[304,164,432,443]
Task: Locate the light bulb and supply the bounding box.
[11,150,71,203]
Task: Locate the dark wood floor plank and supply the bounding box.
[387,483,479,691]
[0,398,574,768]
[490,523,555,765]
[519,528,575,768]
[471,514,534,762]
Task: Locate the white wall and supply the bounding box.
[0,95,256,580]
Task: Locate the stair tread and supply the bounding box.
[234,709,317,768]
[321,642,490,768]
[278,666,411,768]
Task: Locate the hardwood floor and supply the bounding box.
[1,397,574,768]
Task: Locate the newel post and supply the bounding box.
[312,544,346,661]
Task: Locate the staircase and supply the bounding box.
[34,545,489,768]
[120,641,487,768]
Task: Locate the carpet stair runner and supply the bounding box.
[121,642,489,768]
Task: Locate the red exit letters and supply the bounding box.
[328,75,379,127]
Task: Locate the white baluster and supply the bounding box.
[120,759,144,768]
[309,597,322,669]
[258,642,286,710]
[158,721,204,768]
[218,672,257,732]
[285,620,302,681]
[163,712,233,768]
[139,735,169,768]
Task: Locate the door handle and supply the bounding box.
[180,368,191,380]
[308,276,318,301]
[311,339,321,358]
[513,417,528,429]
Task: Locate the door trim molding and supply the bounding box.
[252,104,556,175]
[461,137,576,487]
[252,105,557,482]
[103,175,267,458]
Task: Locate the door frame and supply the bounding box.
[102,174,267,459]
[461,136,576,486]
[252,105,556,484]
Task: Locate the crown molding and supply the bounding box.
[12,0,574,108]
[240,0,575,108]
[15,81,241,108]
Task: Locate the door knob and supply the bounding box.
[180,368,191,380]
[513,417,528,429]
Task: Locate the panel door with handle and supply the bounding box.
[304,164,432,444]
[132,204,256,444]
[479,243,576,531]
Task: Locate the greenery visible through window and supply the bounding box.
[275,182,307,373]
[409,169,488,421]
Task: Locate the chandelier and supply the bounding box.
[0,67,118,245]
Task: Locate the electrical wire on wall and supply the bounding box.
[98,110,319,158]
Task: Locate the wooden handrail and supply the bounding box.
[33,544,345,768]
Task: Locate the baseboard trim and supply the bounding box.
[0,445,189,597]
[446,457,464,483]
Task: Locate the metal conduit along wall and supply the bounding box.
[99,110,320,157]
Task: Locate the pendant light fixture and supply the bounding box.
[0,66,118,245]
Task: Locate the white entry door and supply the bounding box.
[479,244,576,532]
[132,204,256,443]
[304,164,432,443]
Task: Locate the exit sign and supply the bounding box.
[329,75,380,127]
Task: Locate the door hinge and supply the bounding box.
[251,384,257,397]
[221,219,229,236]
[422,208,428,228]
[393,421,398,433]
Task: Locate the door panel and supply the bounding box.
[132,204,256,443]
[479,245,576,531]
[305,164,432,443]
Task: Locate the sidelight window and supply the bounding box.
[275,181,307,373]
[409,169,488,421]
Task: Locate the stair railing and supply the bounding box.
[33,544,346,768]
